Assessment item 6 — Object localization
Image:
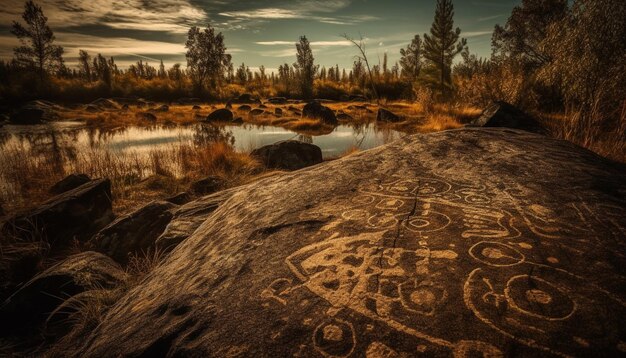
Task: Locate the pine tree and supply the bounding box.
[399,35,423,81]
[11,1,64,80]
[423,0,466,98]
[158,60,166,79]
[78,49,91,81]
[294,36,318,99]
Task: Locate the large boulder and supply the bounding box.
[0,252,126,335]
[190,176,225,195]
[1,179,114,248]
[251,140,323,171]
[49,173,91,195]
[206,108,234,122]
[88,201,177,264]
[58,129,626,357]
[302,101,338,125]
[472,101,545,134]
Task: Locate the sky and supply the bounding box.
[0,0,521,73]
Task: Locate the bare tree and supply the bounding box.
[342,33,379,104]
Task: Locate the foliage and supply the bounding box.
[422,0,466,99]
[294,36,318,99]
[10,0,64,80]
[185,24,232,97]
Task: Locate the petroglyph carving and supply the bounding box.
[469,242,525,267]
[313,318,356,358]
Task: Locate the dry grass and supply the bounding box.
[0,139,261,217]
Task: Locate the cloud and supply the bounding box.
[256,40,351,46]
[0,0,207,34]
[477,14,505,22]
[463,31,493,38]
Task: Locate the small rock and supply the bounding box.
[259,104,268,109]
[275,108,283,116]
[88,201,177,264]
[136,112,157,121]
[249,109,265,116]
[49,174,91,195]
[302,101,337,125]
[251,140,323,171]
[192,105,201,110]
[232,117,244,124]
[237,105,252,112]
[154,104,169,112]
[267,97,287,104]
[190,176,225,195]
[165,192,193,205]
[206,108,234,122]
[377,108,401,122]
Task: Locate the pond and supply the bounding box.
[0,121,404,159]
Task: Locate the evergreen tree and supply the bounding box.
[293,36,318,99]
[236,62,247,84]
[11,1,64,80]
[423,0,466,98]
[78,49,91,81]
[158,59,166,79]
[399,35,423,81]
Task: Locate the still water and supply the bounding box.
[0,121,403,159]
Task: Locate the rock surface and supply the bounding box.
[49,173,91,195]
[88,201,177,264]
[156,188,238,251]
[74,129,625,357]
[472,101,545,133]
[2,179,114,247]
[0,252,126,334]
[251,140,323,171]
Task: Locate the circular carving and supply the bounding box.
[313,318,356,357]
[416,178,452,196]
[342,209,369,221]
[351,194,376,205]
[505,275,575,321]
[399,281,447,316]
[367,213,399,228]
[469,242,525,267]
[405,210,451,233]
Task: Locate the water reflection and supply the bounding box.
[0,121,403,159]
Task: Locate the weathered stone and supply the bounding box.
[349,95,368,102]
[88,201,177,264]
[377,108,401,122]
[274,108,283,116]
[156,188,238,251]
[267,97,288,104]
[237,105,252,112]
[232,94,259,104]
[206,108,233,122]
[190,176,225,195]
[302,101,337,125]
[192,105,201,110]
[249,108,265,116]
[49,173,91,195]
[154,104,169,112]
[232,117,244,124]
[165,192,193,205]
[1,179,114,247]
[472,101,545,134]
[251,140,323,171]
[90,98,120,109]
[74,129,625,357]
[136,112,157,121]
[259,104,268,109]
[0,252,126,335]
